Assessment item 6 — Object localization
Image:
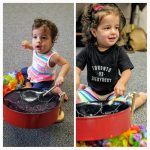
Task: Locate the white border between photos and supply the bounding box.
[74,2,76,148]
[0,0,3,149]
[2,0,75,3]
[2,0,150,3]
[147,1,150,149]
[1,0,149,150]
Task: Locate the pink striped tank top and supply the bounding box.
[27,50,57,83]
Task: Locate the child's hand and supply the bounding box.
[21,40,32,49]
[55,76,64,87]
[114,81,126,97]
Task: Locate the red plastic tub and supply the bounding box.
[76,103,131,141]
[3,88,64,128]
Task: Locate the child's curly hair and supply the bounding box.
[32,18,58,44]
[81,3,126,45]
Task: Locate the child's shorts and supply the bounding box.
[77,86,132,106]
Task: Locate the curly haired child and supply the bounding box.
[21,18,70,121]
[76,3,146,109]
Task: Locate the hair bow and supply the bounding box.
[94,4,104,11]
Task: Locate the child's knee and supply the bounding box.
[78,84,86,90]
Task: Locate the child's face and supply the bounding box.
[32,26,52,54]
[91,13,120,51]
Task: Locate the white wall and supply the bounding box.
[138,5,147,32]
[118,3,147,33]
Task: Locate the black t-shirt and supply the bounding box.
[76,43,134,94]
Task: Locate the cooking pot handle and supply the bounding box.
[59,92,65,102]
[59,92,66,114]
[131,92,136,121]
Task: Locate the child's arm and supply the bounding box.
[76,67,81,90]
[114,69,132,97]
[21,40,33,50]
[76,67,82,103]
[51,54,70,87]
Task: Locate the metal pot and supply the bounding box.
[76,101,132,141]
[3,88,64,128]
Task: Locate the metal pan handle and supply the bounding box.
[131,92,136,122]
[58,92,66,114]
[42,85,57,97]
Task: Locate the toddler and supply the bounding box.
[22,18,70,121]
[76,3,146,109]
